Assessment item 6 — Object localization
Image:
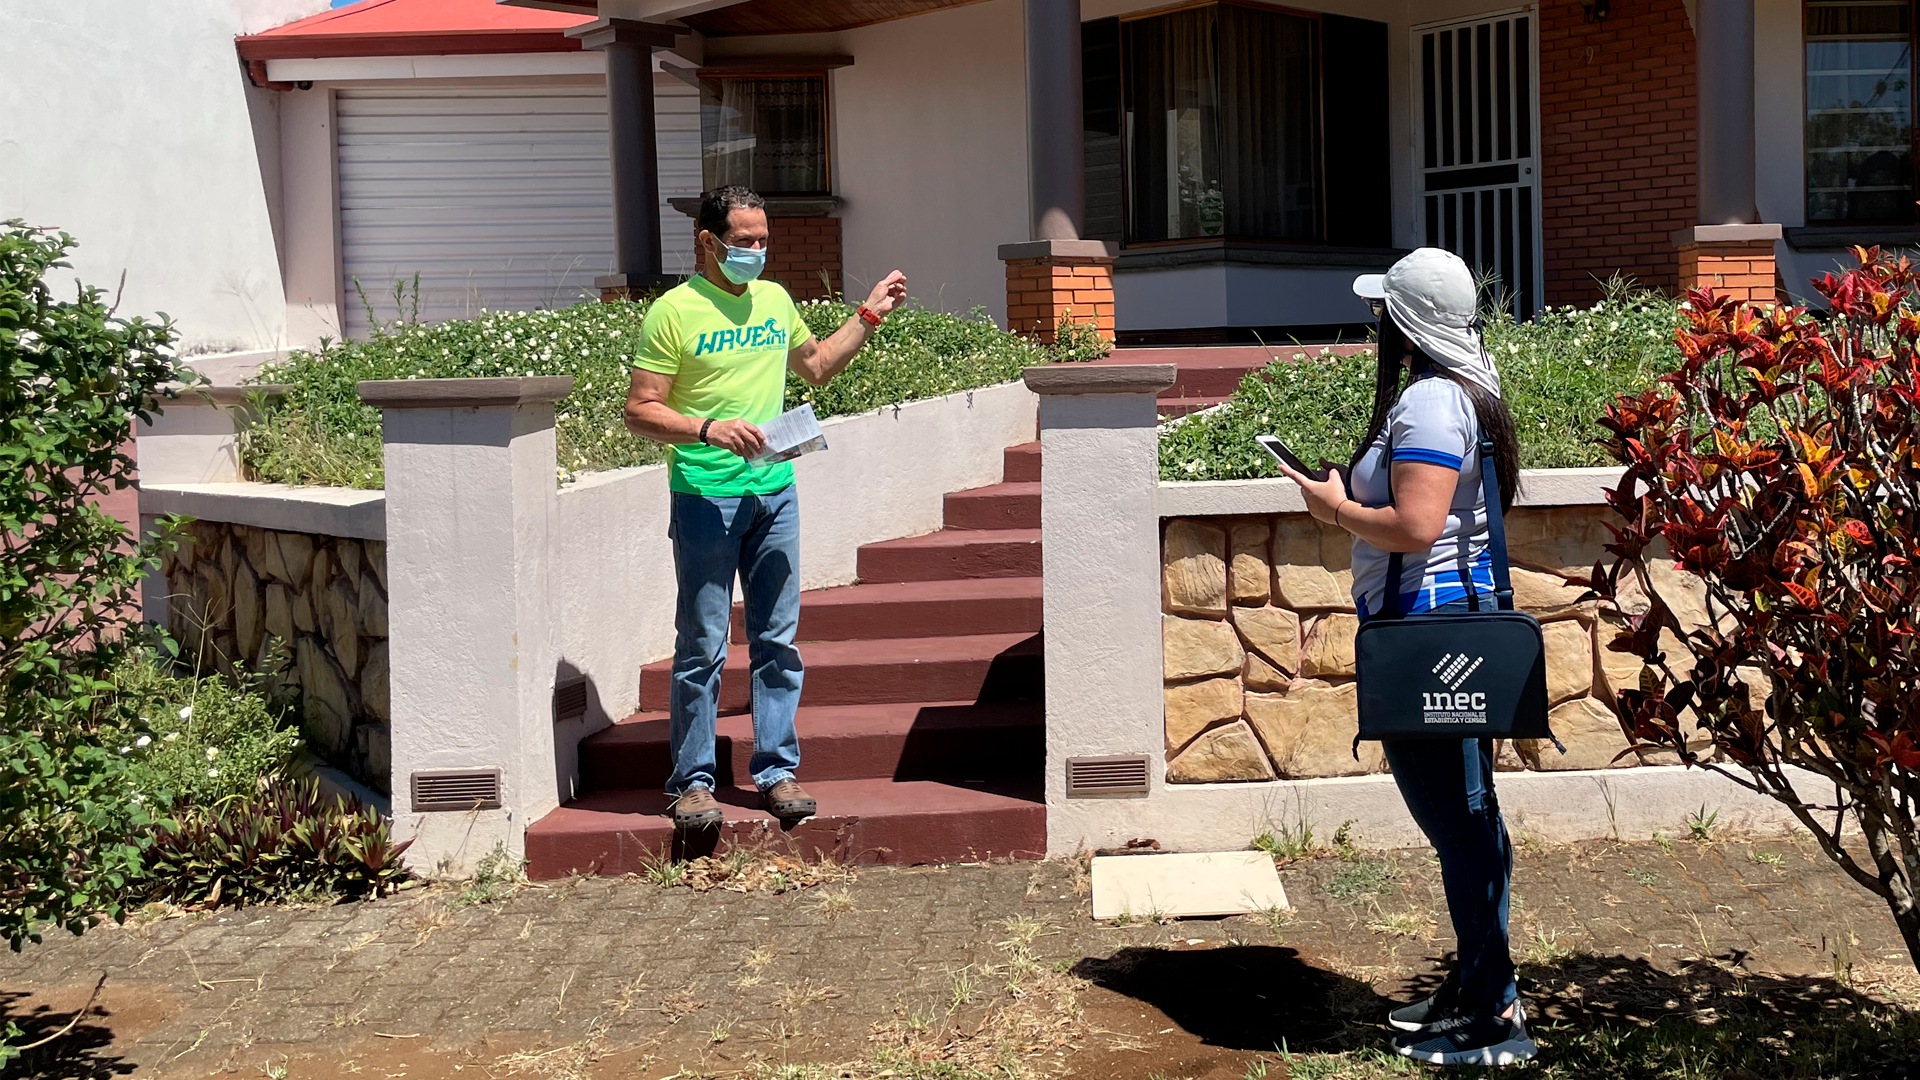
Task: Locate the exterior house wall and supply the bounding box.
[1538,0,1697,305]
[0,0,327,356]
[831,0,1032,324]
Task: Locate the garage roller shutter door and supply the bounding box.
[337,83,699,337]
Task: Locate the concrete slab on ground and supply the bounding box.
[1090,851,1289,919]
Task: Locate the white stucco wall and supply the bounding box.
[833,1,1032,323]
[0,0,326,355]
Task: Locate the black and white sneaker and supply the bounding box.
[1392,1008,1536,1067]
[1388,971,1459,1032]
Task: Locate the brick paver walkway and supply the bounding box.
[1,835,1912,1078]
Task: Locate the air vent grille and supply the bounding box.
[553,679,588,723]
[1066,755,1151,797]
[411,768,503,812]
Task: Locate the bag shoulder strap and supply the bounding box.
[1478,437,1515,611]
[1381,428,1515,615]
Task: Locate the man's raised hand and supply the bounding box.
[706,419,767,458]
[866,271,908,319]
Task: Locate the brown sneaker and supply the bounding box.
[669,787,724,830]
[763,780,816,821]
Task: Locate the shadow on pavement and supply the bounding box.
[1071,944,1390,1052]
[1075,944,1920,1078]
[1,990,136,1079]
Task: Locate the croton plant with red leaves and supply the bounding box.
[1594,247,1920,969]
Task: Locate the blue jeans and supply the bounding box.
[1376,594,1517,1016]
[666,485,803,795]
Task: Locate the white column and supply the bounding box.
[1022,364,1174,856]
[359,376,572,875]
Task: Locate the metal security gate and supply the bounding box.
[1413,11,1543,318]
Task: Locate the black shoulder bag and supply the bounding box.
[1352,438,1558,749]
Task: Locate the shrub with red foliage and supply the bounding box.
[1595,248,1920,970]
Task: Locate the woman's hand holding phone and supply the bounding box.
[1258,435,1352,528]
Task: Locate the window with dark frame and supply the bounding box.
[1119,2,1322,244]
[1806,0,1916,223]
[699,74,829,196]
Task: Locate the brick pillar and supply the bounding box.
[1673,224,1783,304]
[998,239,1117,344]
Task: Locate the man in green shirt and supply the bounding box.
[624,186,906,830]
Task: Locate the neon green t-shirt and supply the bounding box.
[633,275,814,496]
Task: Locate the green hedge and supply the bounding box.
[243,298,1102,488]
[1158,283,1682,482]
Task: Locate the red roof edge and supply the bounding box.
[235,28,583,61]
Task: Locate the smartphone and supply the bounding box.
[1255,435,1329,482]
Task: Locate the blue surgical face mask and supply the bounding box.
[716,241,766,284]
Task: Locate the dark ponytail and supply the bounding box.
[1353,311,1521,513]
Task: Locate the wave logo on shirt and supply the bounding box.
[1422,653,1489,724]
[694,318,787,356]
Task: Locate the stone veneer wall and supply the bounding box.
[1160,507,1756,783]
[162,520,390,793]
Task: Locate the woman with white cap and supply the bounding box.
[1270,247,1534,1067]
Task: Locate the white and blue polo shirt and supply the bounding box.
[1349,374,1494,616]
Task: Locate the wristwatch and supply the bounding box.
[856,304,883,328]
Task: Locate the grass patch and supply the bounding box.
[242,298,1099,488]
[1158,279,1681,481]
[1325,858,1399,903]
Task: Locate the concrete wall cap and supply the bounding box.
[1023,363,1175,395]
[1672,223,1785,246]
[357,376,575,410]
[152,383,288,407]
[998,239,1120,261]
[1157,466,1629,516]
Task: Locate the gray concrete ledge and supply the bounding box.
[1157,466,1627,518]
[1672,223,1785,245]
[142,483,386,540]
[1050,762,1818,856]
[358,376,574,410]
[151,383,288,408]
[998,239,1120,261]
[1024,363,1176,396]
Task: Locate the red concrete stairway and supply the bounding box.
[524,443,1047,879]
[1097,343,1374,417]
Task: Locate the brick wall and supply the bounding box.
[1004,257,1115,343]
[692,217,842,301]
[1539,0,1696,304]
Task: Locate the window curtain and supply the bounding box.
[700,77,827,195]
[1124,7,1222,242]
[1219,5,1320,239]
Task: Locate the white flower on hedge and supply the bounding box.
[207,768,219,778]
[165,732,180,742]
[119,745,130,754]
[206,746,219,761]
[178,705,193,721]
[135,735,151,749]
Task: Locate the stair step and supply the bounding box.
[942,482,1040,531]
[856,529,1042,583]
[638,632,1043,712]
[731,577,1041,644]
[1003,442,1041,484]
[1156,396,1232,418]
[580,700,1042,791]
[524,778,1046,879]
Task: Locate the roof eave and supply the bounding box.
[235,29,583,61]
